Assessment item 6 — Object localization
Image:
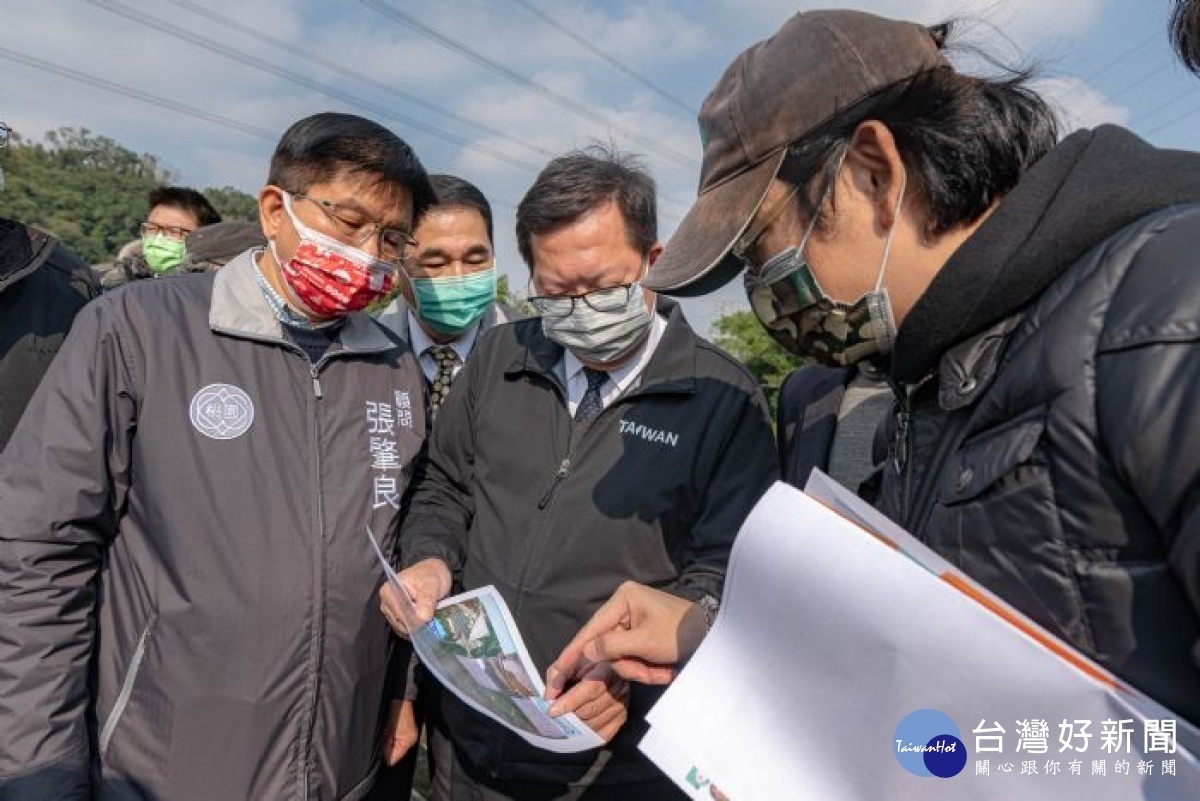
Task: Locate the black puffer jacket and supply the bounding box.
[876,126,1200,724]
[0,219,98,449]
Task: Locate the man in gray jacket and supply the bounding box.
[0,112,433,800]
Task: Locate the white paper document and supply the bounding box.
[640,478,1200,799]
[367,528,603,753]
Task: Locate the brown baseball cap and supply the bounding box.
[646,10,948,296]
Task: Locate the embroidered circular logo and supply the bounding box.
[189,383,255,440]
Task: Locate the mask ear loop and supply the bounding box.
[873,169,908,293]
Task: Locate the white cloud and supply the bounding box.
[1036,76,1132,130]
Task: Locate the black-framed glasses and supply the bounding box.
[0,122,11,149]
[140,221,193,241]
[527,283,638,318]
[292,192,418,264]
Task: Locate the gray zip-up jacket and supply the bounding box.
[0,251,427,800]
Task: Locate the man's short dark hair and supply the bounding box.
[1172,1,1200,74]
[516,145,657,268]
[783,22,1059,241]
[430,174,493,245]
[149,186,222,227]
[268,112,436,222]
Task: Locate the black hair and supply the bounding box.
[516,144,657,268]
[1172,0,1200,74]
[429,174,494,245]
[268,112,436,222]
[149,185,222,227]
[783,21,1059,240]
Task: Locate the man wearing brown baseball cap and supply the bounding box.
[564,8,1200,731]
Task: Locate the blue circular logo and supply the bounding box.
[894,709,967,778]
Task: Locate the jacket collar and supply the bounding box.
[0,220,53,292]
[375,295,519,347]
[504,297,697,396]
[208,249,397,354]
[934,316,1022,411]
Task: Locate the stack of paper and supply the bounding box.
[640,476,1200,799]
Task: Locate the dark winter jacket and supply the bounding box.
[876,126,1200,723]
[0,219,98,449]
[400,302,779,788]
[0,250,427,800]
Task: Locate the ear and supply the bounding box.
[844,120,907,231]
[645,242,664,269]
[258,186,285,241]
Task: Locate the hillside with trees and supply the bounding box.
[1,127,256,265]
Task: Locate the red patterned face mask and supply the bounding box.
[271,193,396,318]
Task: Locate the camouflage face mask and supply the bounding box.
[743,165,904,367]
[744,247,896,366]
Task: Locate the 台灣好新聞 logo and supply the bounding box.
[894,709,968,778]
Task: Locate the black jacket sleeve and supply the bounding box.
[671,375,779,603]
[0,299,137,798]
[1098,340,1200,630]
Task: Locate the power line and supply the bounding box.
[1069,58,1174,126]
[1144,101,1200,138]
[147,0,692,214]
[1135,86,1197,128]
[161,0,555,163]
[506,0,697,116]
[0,45,277,141]
[87,0,543,173]
[358,0,700,171]
[1077,31,1160,85]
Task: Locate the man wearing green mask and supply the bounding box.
[97,185,221,289]
[372,173,518,800]
[377,174,518,420]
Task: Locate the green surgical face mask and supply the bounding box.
[142,234,187,274]
[409,267,496,336]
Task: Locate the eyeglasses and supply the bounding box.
[140,222,193,241]
[292,193,418,265]
[0,123,11,150]
[527,283,639,318]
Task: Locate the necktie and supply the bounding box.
[428,346,458,419]
[574,367,609,424]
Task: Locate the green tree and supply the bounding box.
[1,127,175,264]
[203,185,259,222]
[710,309,803,413]
[496,272,535,316]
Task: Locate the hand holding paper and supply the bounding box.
[547,662,631,743]
[379,557,451,636]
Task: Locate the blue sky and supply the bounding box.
[0,0,1195,333]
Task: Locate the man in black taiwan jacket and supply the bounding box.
[382,146,779,800]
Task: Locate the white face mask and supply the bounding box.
[539,281,653,365]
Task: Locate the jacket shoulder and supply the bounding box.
[692,336,771,399]
[1098,202,1200,353]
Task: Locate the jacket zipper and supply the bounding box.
[300,361,328,799]
[537,458,571,509]
[891,386,915,524]
[98,612,157,763]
